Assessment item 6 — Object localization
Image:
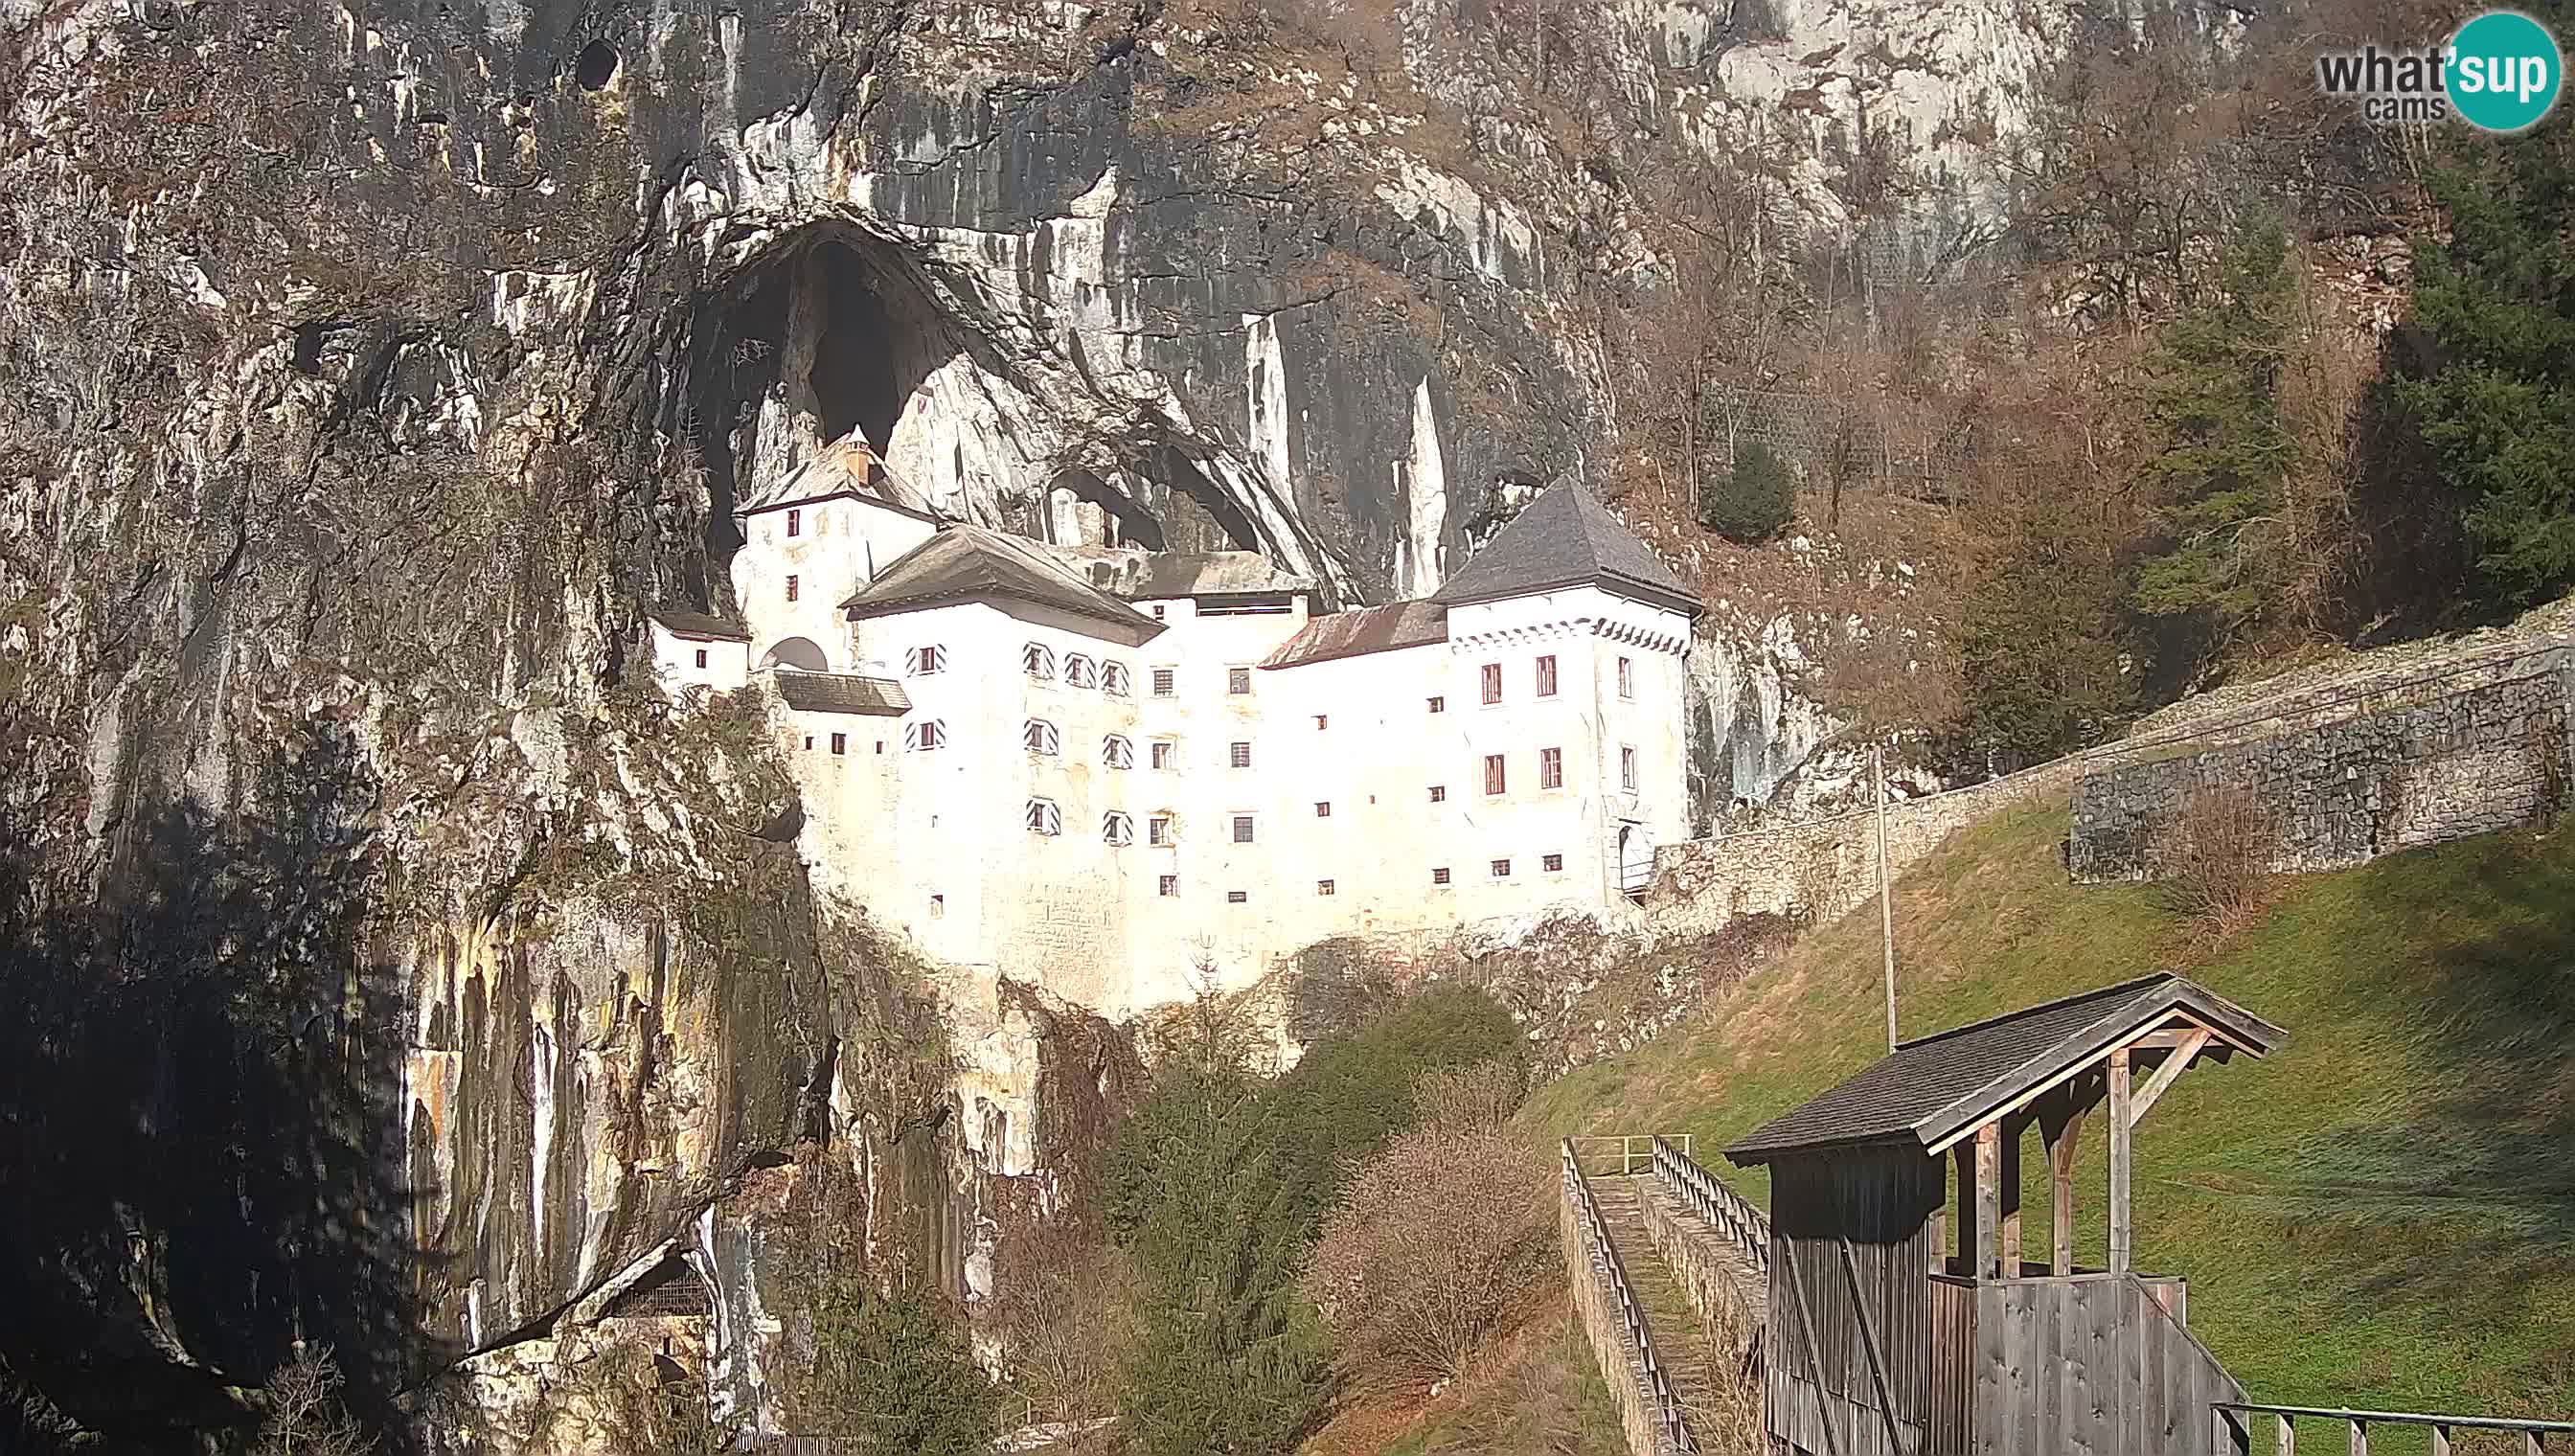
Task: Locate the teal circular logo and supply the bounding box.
[2447,11,2564,132]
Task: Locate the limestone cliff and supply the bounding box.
[0,0,2226,1441]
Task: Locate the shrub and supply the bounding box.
[2150,784,2277,933]
[1698,441,1796,543]
[1302,1108,1551,1386]
[991,1232,1136,1425]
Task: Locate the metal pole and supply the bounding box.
[1876,744,1897,1051]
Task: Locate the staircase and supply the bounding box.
[1561,1138,1771,1456]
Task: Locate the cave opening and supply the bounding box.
[684,230,953,558]
[1147,444,1262,556]
[809,247,907,456]
[574,39,619,90]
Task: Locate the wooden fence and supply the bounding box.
[2213,1402,2573,1454]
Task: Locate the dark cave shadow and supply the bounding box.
[2274,838,2575,1317]
[0,722,436,1452]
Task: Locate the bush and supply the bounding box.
[1302,1067,1550,1386]
[991,1233,1136,1426]
[2150,784,2277,933]
[1268,983,1521,1238]
[1698,441,1796,543]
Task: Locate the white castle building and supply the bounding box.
[649,443,1702,1021]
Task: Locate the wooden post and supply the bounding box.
[2432,1426,2451,1456]
[2349,1417,2367,1455]
[1953,1142,1980,1280]
[1974,1122,2001,1281]
[1999,1115,2023,1279]
[1929,1208,1948,1272]
[2278,1414,2296,1456]
[1876,744,1897,1052]
[2108,1047,2133,1277]
[2049,1104,2087,1276]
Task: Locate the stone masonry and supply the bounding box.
[2068,648,2573,881]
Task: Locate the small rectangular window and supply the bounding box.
[1536,654,1558,697]
[1540,746,1563,789]
[786,575,800,603]
[1226,889,1248,903]
[1432,867,1451,886]
[1621,745,1638,792]
[1491,858,1511,878]
[1152,668,1176,697]
[1150,814,1174,847]
[695,648,708,669]
[1314,802,1332,818]
[1484,754,1506,795]
[1228,668,1252,694]
[1153,603,1168,620]
[1617,657,1634,699]
[786,508,801,537]
[1543,853,1564,873]
[1429,785,1447,803]
[1481,662,1502,705]
[1313,714,1328,730]
[1232,815,1254,844]
[1158,874,1178,897]
[929,893,944,918]
[1427,695,1445,714]
[831,733,847,755]
[906,645,946,676]
[1025,798,1061,835]
[804,735,814,750]
[1317,880,1335,897]
[1151,740,1177,770]
[1230,741,1252,769]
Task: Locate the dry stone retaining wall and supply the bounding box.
[1646,638,2575,929]
[2068,651,2573,880]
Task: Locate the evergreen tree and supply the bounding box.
[1698,440,1797,543]
[1950,500,2134,770]
[1106,992,1329,1456]
[2393,70,2575,609]
[2131,214,2300,648]
[801,1277,998,1456]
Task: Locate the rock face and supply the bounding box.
[0,0,2230,1442]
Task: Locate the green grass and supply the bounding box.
[1520,802,2575,1419]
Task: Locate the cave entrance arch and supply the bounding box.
[760,637,830,673]
[689,227,958,557]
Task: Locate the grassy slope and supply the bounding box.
[1522,803,2575,1417]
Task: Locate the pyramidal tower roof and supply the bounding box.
[1430,482,1701,616]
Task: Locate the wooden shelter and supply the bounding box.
[1724,974,2285,1456]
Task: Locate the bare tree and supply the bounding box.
[253,1348,375,1456]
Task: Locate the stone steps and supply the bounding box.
[1589,1177,1751,1447]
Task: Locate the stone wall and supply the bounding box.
[1643,757,2089,937]
[1646,638,2575,932]
[2069,652,2573,881]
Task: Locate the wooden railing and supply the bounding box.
[1571,1132,1695,1176]
[2215,1402,2573,1454]
[1561,1140,1700,1456]
[1648,1135,1770,1275]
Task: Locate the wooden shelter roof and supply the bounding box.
[1724,974,2284,1165]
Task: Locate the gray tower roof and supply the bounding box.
[1430,483,1701,616]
